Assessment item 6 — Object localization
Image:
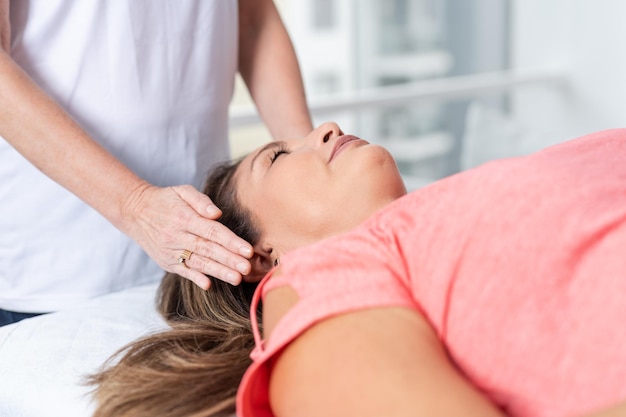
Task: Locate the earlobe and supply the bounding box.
[243,247,275,283]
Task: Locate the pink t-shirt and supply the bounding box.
[237,129,626,417]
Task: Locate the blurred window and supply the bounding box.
[313,0,335,30]
[231,0,510,189]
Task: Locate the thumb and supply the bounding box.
[176,185,222,219]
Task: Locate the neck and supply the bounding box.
[274,194,403,258]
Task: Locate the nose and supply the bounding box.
[307,122,344,147]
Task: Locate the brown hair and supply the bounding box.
[88,159,263,417]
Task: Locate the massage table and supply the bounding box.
[0,283,166,417]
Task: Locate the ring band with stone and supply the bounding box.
[178,249,193,266]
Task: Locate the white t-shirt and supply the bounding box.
[0,0,238,312]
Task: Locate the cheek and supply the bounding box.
[266,171,333,237]
[275,158,329,205]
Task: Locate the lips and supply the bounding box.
[328,135,367,163]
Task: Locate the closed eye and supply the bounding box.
[251,141,291,172]
[269,146,290,164]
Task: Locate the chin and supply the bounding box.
[362,144,398,166]
[350,147,407,206]
[370,146,406,193]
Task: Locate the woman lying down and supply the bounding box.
[89,123,626,417]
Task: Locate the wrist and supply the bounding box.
[116,180,155,236]
[271,117,313,139]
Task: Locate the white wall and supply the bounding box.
[511,0,626,144]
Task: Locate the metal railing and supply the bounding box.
[229,69,568,127]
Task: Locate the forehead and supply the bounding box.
[235,144,271,192]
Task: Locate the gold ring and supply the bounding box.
[178,249,193,267]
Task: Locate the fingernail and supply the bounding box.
[239,246,252,257]
[237,261,250,274]
[207,205,221,217]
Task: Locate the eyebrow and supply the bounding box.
[250,141,285,172]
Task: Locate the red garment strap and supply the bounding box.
[249,268,277,352]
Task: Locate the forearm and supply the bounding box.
[0,48,148,233]
[0,3,255,288]
[0,0,9,52]
[238,0,312,139]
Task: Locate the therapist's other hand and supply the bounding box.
[123,183,253,290]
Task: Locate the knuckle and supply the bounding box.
[174,209,191,227]
[200,245,216,261]
[192,255,210,274]
[205,223,220,242]
[197,258,226,281]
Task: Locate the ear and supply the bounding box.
[242,246,276,283]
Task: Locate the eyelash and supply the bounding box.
[269,147,290,164]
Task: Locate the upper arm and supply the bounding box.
[237,0,277,71]
[1,0,10,52]
[268,306,505,417]
[263,281,300,339]
[236,0,312,138]
[581,401,626,417]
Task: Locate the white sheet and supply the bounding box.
[0,283,167,417]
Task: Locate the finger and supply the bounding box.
[183,253,244,286]
[190,239,252,276]
[175,185,222,219]
[176,265,213,291]
[189,217,253,258]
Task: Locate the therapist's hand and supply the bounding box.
[122,183,253,290]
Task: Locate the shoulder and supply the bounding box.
[260,246,417,345]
